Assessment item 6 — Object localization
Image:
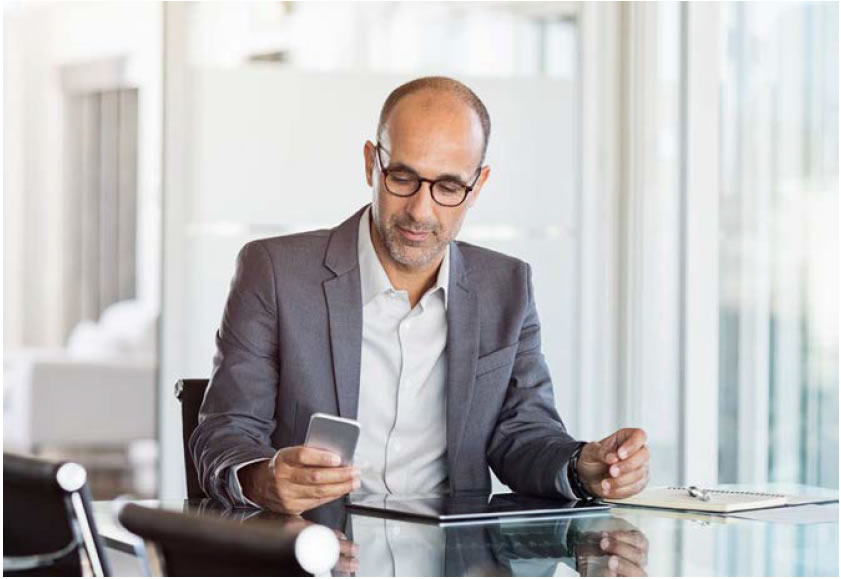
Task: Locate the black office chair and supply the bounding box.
[174,378,210,499]
[3,453,111,576]
[118,503,339,576]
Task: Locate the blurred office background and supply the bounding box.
[3,0,837,521]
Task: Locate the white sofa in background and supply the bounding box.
[4,300,158,496]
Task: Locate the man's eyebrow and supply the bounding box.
[385,161,418,174]
[386,161,469,183]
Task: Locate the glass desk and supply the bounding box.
[94,486,838,576]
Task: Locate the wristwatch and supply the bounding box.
[567,441,596,500]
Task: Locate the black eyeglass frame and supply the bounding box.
[375,142,482,207]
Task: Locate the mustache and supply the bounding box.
[393,215,439,234]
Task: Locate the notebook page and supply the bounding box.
[605,487,787,513]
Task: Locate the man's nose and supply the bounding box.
[405,181,436,222]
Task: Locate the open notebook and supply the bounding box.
[606,486,788,513]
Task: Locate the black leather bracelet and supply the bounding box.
[567,442,595,500]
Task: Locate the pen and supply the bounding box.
[687,486,711,502]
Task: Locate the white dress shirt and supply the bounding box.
[354,207,450,494]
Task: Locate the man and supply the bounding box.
[191,76,650,515]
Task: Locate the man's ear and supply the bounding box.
[466,165,491,208]
[364,141,376,186]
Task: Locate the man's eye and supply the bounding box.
[391,173,416,183]
[437,181,464,194]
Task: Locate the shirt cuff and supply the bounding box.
[555,460,580,500]
[228,458,271,509]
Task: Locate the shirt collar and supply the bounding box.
[357,207,449,309]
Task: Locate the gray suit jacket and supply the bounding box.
[190,205,581,505]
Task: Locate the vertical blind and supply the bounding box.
[64,88,138,338]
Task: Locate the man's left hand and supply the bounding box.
[577,428,649,499]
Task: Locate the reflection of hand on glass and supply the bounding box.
[573,517,649,577]
[273,516,359,576]
[332,528,360,576]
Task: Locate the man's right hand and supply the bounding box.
[238,446,361,514]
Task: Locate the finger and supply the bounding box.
[605,473,649,499]
[600,536,646,567]
[339,539,359,558]
[293,446,343,467]
[278,479,351,503]
[288,465,359,485]
[609,555,647,577]
[579,555,614,577]
[605,465,647,490]
[334,556,360,575]
[608,530,649,552]
[598,469,643,496]
[295,479,359,500]
[606,446,649,478]
[616,428,647,461]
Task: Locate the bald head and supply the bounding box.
[377,76,491,163]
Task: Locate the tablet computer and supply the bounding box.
[347,492,609,524]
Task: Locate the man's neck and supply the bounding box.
[370,221,443,308]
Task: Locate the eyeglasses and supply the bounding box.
[375,142,481,207]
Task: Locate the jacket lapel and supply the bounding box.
[446,243,480,487]
[323,207,367,420]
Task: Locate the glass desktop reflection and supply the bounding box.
[96,495,837,576]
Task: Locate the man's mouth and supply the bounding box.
[397,225,432,242]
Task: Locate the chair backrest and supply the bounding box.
[173,379,210,500]
[118,503,339,576]
[3,453,111,577]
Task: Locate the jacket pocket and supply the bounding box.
[475,343,518,377]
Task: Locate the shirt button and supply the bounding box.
[393,440,402,451]
[403,320,412,331]
[391,524,401,536]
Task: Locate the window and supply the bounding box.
[718,2,838,488]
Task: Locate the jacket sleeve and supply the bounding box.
[188,240,280,506]
[486,262,583,498]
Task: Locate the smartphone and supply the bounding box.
[304,412,361,466]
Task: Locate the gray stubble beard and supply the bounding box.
[376,216,449,270]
